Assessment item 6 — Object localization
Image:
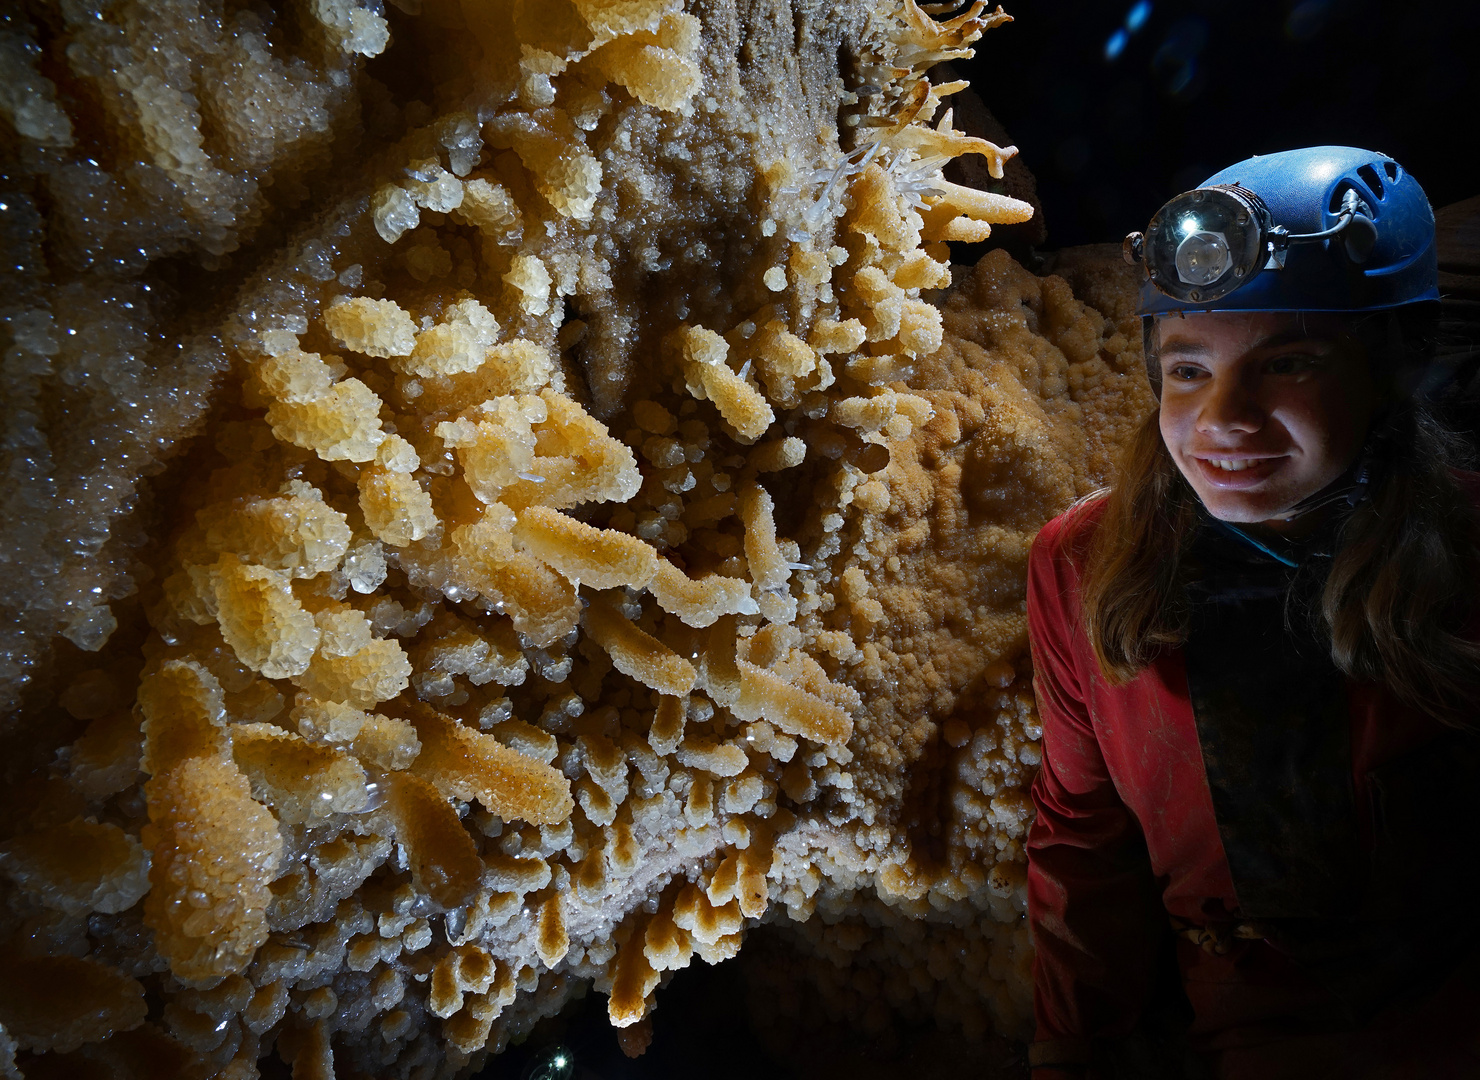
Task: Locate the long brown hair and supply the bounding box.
[1078,313,1480,727]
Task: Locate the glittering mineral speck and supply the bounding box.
[522,1043,575,1080]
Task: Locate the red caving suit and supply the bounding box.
[1024,489,1480,1080]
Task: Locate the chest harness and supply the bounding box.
[1175,478,1480,1018]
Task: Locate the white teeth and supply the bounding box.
[1210,458,1254,472]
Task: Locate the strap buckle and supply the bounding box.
[1169,914,1268,955]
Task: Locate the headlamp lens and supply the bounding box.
[1144,187,1269,303]
[1175,231,1232,285]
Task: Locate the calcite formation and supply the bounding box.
[0,1,1151,1077]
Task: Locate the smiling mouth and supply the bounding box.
[1205,458,1264,472]
[1189,454,1285,487]
[1193,451,1284,466]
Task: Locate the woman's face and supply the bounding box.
[1155,311,1379,530]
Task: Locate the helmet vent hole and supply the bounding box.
[1357,163,1385,200]
[1384,161,1400,182]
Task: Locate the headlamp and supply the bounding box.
[1124,184,1377,305]
[1132,185,1272,303]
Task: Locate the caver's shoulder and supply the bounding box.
[1031,491,1110,575]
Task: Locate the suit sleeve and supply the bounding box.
[1024,511,1172,1056]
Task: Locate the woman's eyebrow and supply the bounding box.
[1249,329,1327,350]
[1158,340,1210,357]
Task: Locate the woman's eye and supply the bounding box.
[1266,354,1318,375]
[1166,364,1203,381]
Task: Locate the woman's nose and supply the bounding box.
[1196,374,1264,435]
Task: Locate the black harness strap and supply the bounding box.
[1178,516,1480,1020]
[1181,523,1361,920]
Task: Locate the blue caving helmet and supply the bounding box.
[1126,146,1439,318]
[1126,148,1450,520]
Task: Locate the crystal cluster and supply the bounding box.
[0,2,1151,1077]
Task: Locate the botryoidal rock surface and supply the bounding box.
[0,1,1153,1077]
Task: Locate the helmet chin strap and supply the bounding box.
[1273,418,1387,524]
[1205,437,1379,569]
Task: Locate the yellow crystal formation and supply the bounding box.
[138,661,285,987]
[0,1,1152,1077]
[0,0,390,687]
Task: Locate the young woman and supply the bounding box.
[1023,147,1480,1080]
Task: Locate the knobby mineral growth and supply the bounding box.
[0,1,1152,1077]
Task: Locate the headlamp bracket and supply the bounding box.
[1264,226,1291,270]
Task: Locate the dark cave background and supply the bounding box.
[960,0,1480,250]
[472,3,1480,1078]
